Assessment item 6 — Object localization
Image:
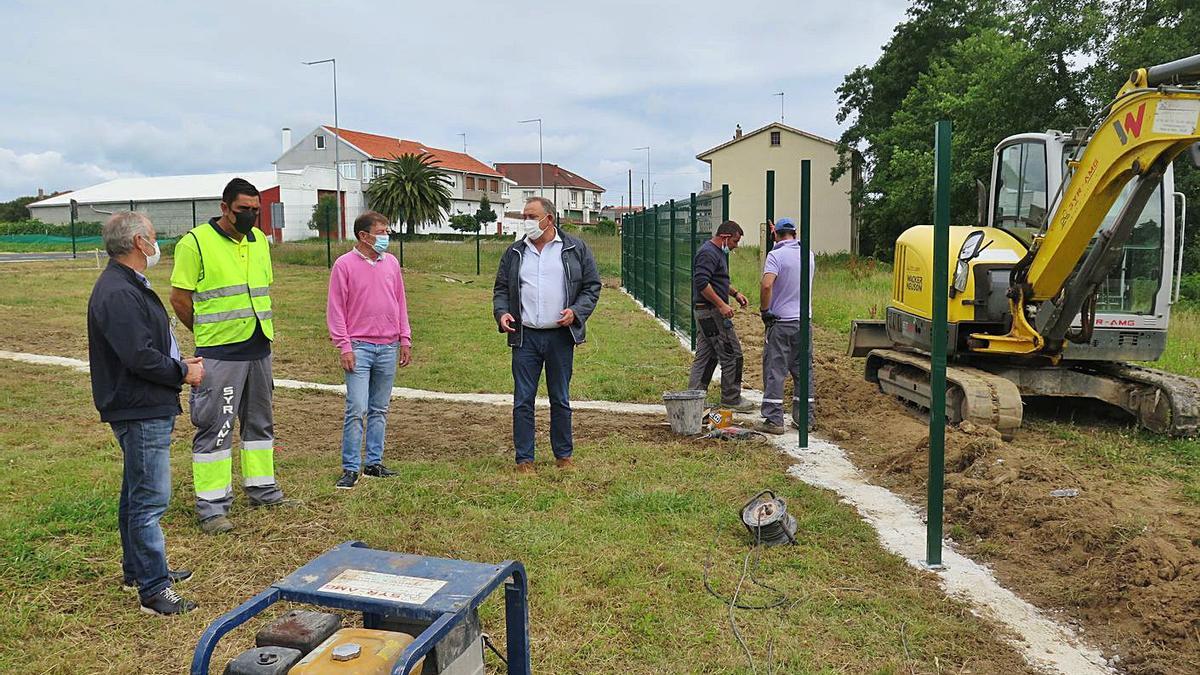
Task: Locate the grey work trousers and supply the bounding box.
[688,307,744,405]
[188,355,284,521]
[761,321,815,427]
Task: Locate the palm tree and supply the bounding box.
[366,152,452,235]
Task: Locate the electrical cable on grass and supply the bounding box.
[481,633,508,669]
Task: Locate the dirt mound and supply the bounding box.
[813,329,1200,674]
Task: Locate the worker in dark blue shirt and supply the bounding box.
[688,220,754,410]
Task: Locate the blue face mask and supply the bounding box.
[721,243,731,254]
[372,234,389,253]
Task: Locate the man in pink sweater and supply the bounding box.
[327,211,412,490]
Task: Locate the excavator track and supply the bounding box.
[1086,363,1200,437]
[864,349,1024,440]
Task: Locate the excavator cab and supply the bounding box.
[987,132,1182,362]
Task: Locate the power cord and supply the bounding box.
[481,632,508,669]
[704,513,790,674]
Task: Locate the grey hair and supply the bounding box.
[525,196,557,222]
[102,211,152,257]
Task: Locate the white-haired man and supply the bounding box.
[87,211,203,615]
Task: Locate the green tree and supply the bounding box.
[833,0,1105,257]
[474,194,497,230]
[449,214,480,233]
[366,152,452,235]
[309,195,339,236]
[0,195,39,222]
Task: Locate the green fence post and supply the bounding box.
[476,227,481,276]
[765,169,776,252]
[690,193,698,352]
[637,209,645,303]
[669,199,677,333]
[653,204,661,318]
[621,214,627,289]
[69,199,78,260]
[928,120,952,569]
[799,161,811,450]
[399,230,405,268]
[721,184,730,222]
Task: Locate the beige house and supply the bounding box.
[697,122,858,253]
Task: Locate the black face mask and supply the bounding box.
[233,209,258,234]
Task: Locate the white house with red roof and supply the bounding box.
[275,126,512,235]
[493,163,605,224]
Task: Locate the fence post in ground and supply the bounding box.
[799,161,811,452]
[69,199,78,259]
[927,120,952,569]
[476,227,481,276]
[721,184,729,223]
[690,193,698,352]
[765,169,776,254]
[669,199,677,333]
[621,214,627,289]
[653,204,660,318]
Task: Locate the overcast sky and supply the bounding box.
[0,0,910,204]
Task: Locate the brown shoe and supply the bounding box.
[555,457,575,470]
[515,462,535,475]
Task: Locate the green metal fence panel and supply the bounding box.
[618,189,729,347]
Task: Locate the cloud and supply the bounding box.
[0,0,911,202]
[0,147,136,198]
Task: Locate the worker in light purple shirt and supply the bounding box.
[757,217,815,435]
[326,210,412,490]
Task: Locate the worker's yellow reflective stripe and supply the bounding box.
[195,307,259,324]
[193,453,233,495]
[194,284,249,302]
[241,446,275,482]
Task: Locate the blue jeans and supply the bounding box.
[111,416,175,600]
[512,327,575,463]
[342,341,398,472]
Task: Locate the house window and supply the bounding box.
[523,190,535,200]
[373,164,386,179]
[466,176,476,190]
[338,161,357,179]
[489,179,499,192]
[315,135,326,150]
[502,183,510,195]
[770,131,781,146]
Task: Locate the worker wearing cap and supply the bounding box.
[169,177,289,535]
[757,217,815,434]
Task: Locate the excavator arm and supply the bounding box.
[971,54,1200,359]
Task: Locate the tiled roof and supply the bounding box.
[494,163,604,192]
[325,126,502,177]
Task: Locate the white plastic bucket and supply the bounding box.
[662,390,707,434]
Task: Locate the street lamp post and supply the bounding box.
[518,118,543,197]
[304,58,340,269]
[634,146,651,206]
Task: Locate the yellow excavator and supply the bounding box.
[850,54,1200,439]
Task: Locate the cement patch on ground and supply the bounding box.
[774,434,1115,674]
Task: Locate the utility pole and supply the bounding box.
[304,57,340,268]
[641,179,645,208]
[634,146,651,205]
[628,169,633,212]
[518,118,543,196]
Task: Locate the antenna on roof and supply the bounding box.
[458,132,467,154]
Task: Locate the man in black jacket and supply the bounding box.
[87,211,204,615]
[493,197,601,473]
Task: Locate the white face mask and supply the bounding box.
[523,215,546,241]
[141,238,161,268]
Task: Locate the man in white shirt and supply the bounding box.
[492,197,602,473]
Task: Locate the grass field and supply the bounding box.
[0,360,1033,673]
[0,235,685,403]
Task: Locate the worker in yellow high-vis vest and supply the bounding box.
[169,178,290,534]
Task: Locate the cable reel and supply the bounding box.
[740,490,797,547]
